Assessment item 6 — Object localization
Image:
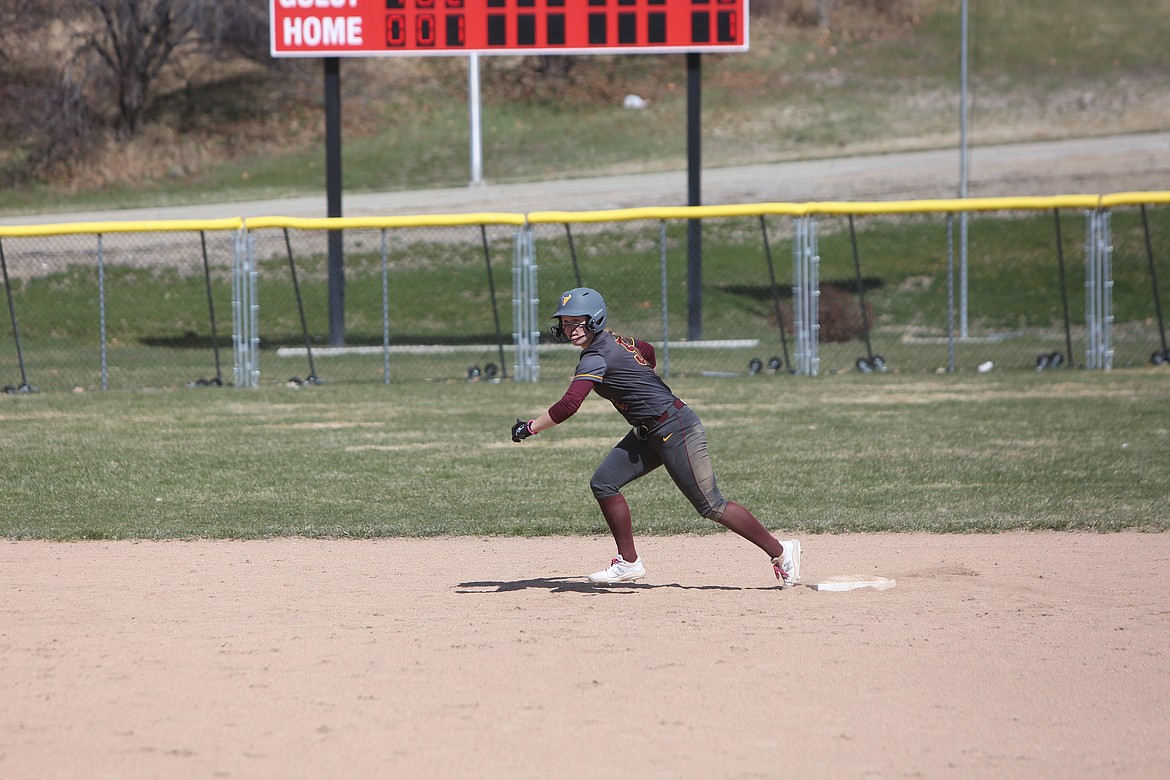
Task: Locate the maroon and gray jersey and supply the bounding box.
[548,331,677,426]
[548,331,727,520]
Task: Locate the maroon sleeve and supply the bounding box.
[548,378,594,424]
[635,339,657,369]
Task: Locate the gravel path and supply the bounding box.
[9,131,1169,225]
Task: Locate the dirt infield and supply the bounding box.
[3,532,1168,779]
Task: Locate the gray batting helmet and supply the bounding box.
[550,287,607,342]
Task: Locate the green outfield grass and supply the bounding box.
[1,371,1166,540]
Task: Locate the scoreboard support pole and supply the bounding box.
[469,53,484,187]
[686,52,703,342]
[325,57,346,347]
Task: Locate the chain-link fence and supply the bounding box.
[2,195,1168,393]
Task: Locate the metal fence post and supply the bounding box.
[659,220,671,379]
[946,214,957,373]
[512,224,539,382]
[1085,210,1114,370]
[793,216,820,376]
[248,231,260,386]
[232,227,259,387]
[232,228,244,387]
[97,234,108,391]
[381,228,391,385]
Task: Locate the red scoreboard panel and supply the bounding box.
[270,0,748,57]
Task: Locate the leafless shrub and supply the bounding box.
[2,0,278,181]
[1,62,101,185]
[30,73,102,179]
[0,0,55,62]
[818,284,872,343]
[193,0,273,66]
[69,0,204,138]
[778,284,871,343]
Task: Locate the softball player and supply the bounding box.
[511,287,801,586]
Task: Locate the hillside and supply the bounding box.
[3,0,1170,215]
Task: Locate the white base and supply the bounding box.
[812,575,896,592]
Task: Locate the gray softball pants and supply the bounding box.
[589,403,729,519]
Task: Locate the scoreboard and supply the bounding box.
[270,0,748,57]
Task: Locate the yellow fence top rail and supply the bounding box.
[525,195,1112,222]
[0,193,1167,236]
[0,217,244,238]
[1099,191,1170,208]
[242,213,527,230]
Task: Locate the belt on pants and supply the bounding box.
[654,397,687,423]
[634,398,686,439]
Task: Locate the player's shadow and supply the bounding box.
[456,577,777,594]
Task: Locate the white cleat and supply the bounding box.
[772,540,801,587]
[587,555,646,584]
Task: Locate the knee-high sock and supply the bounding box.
[598,494,638,563]
[715,501,783,558]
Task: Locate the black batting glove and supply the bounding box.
[511,419,536,443]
